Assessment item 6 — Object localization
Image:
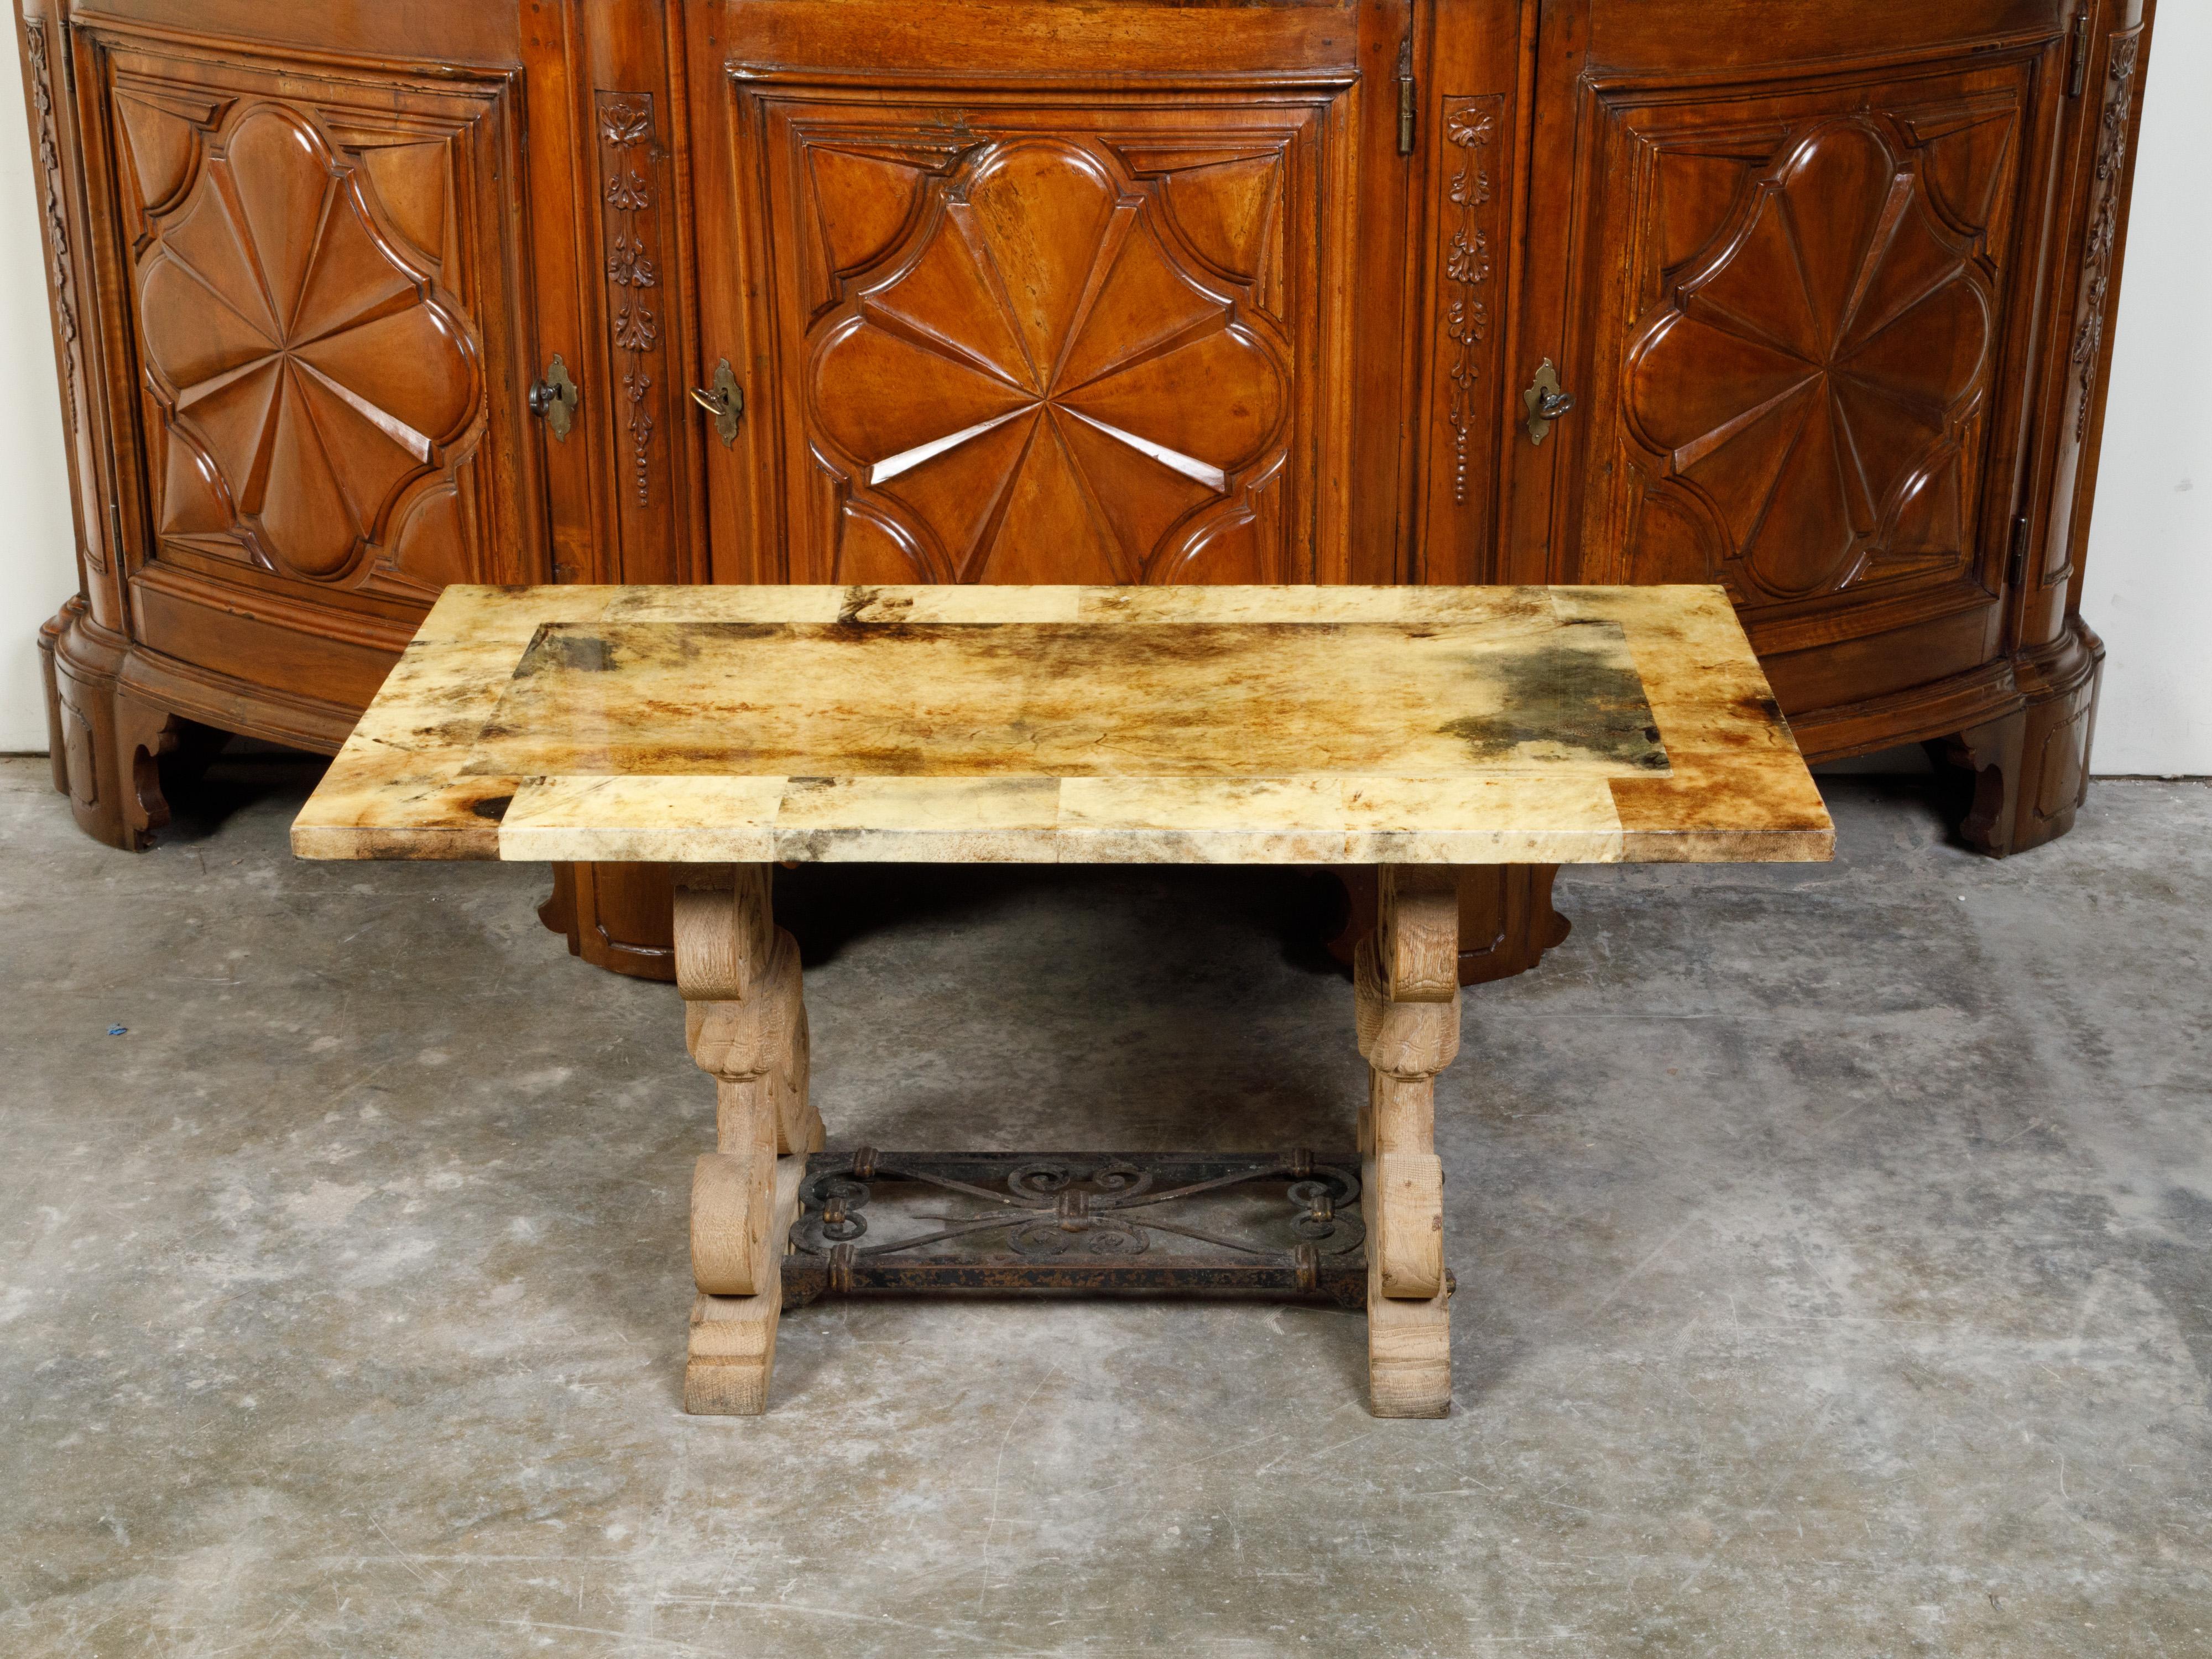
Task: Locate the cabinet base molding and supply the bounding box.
[536,860,679,981]
[1934,621,2107,859]
[41,597,205,851]
[1329,864,1571,989]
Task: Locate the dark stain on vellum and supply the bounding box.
[512,625,620,675]
[838,584,909,624]
[1436,641,1669,770]
[1732,687,1791,739]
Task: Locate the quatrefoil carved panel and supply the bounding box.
[135,105,481,582]
[806,138,1290,583]
[1623,118,1998,602]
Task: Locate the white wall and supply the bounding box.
[2084,0,2212,776]
[0,20,2204,766]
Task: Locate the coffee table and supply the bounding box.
[293,583,1831,1418]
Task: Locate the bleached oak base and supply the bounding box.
[1356,866,1461,1416]
[675,864,822,1416]
[685,1160,805,1415]
[671,859,1469,1417]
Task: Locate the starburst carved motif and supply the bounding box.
[138,107,476,579]
[808,139,1287,582]
[1626,121,1994,600]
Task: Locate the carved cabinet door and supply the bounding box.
[77,25,544,713]
[1503,2,2078,744]
[687,0,1410,587]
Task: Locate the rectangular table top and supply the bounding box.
[290,583,1833,866]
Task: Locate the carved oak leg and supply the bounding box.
[674,865,823,1415]
[1354,867,1460,1418]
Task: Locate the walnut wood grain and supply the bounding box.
[20,0,2157,898]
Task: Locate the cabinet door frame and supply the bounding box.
[65,15,546,698]
[1501,14,2073,670]
[727,71,1358,586]
[684,0,1417,588]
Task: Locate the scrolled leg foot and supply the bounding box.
[686,1160,805,1415]
[1365,1256,1453,1418]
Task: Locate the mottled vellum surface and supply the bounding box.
[469,618,1667,780]
[290,585,1834,867]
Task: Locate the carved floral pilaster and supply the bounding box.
[1440,97,1500,509]
[598,94,662,508]
[2069,29,2141,443]
[22,22,80,440]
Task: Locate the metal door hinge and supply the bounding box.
[691,358,743,447]
[1522,359,1575,446]
[1397,36,1415,155]
[2068,12,2092,98]
[2008,514,2032,591]
[528,355,579,442]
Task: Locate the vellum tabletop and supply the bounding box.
[290,583,1833,867]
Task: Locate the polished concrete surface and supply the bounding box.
[2,754,2207,1657]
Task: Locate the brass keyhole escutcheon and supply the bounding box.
[691,359,744,448]
[528,354,580,443]
[1522,358,1575,446]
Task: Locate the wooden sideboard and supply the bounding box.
[20,0,2158,982]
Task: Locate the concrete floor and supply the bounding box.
[2,753,2208,1658]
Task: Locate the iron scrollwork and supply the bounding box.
[786,1149,1368,1307]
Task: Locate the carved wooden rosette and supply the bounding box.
[1607,102,2016,609]
[800,137,1292,583]
[109,55,505,599]
[121,99,480,593]
[733,80,1354,586]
